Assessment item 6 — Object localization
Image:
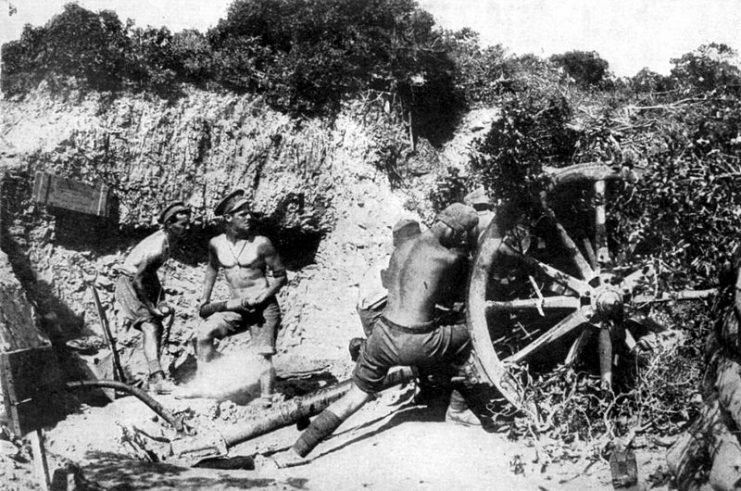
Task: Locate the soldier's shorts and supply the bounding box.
[352,316,471,394]
[114,275,162,330]
[201,298,282,355]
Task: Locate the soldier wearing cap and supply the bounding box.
[114,201,191,394]
[263,203,481,468]
[464,187,496,241]
[196,190,287,407]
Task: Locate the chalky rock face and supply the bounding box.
[0,251,46,351]
[0,86,422,370]
[5,88,335,229]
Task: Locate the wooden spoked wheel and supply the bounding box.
[466,163,715,411]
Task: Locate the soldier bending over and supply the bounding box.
[115,201,191,394]
[266,203,481,468]
[197,190,287,406]
[351,218,421,359]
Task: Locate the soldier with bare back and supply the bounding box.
[262,203,481,468]
[196,190,287,406]
[115,201,191,394]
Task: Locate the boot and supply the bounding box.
[445,389,481,427]
[147,370,176,395]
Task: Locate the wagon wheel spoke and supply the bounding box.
[593,179,611,271]
[553,220,596,281]
[501,243,590,294]
[486,295,581,313]
[630,289,717,305]
[504,310,590,364]
[597,320,614,389]
[539,191,594,281]
[582,237,597,270]
[565,327,593,366]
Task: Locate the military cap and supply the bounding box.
[214,190,251,216]
[158,201,190,225]
[435,203,478,233]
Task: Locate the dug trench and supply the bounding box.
[0,87,716,490]
[0,173,679,490]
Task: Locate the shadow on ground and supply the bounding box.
[82,451,309,490]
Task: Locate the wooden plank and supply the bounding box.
[0,347,65,436]
[32,172,110,217]
[29,429,50,491]
[32,171,50,204]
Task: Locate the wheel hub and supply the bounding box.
[592,284,624,318]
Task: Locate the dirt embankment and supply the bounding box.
[0,85,444,380]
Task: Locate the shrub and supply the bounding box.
[171,30,215,83]
[428,167,471,212]
[210,0,460,119]
[2,4,132,94]
[471,91,578,220]
[631,67,676,93]
[670,43,741,93]
[550,50,610,88]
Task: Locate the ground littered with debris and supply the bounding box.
[3,336,675,491]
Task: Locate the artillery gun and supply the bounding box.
[153,162,715,464]
[465,162,716,411]
[33,162,715,468]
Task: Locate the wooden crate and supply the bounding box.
[32,172,110,217]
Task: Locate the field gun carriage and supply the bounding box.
[465,162,716,411]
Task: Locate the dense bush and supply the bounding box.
[631,68,676,93]
[2,4,132,94]
[550,50,610,88]
[2,0,461,122]
[209,0,461,120]
[670,43,741,93]
[440,29,513,105]
[471,90,578,220]
[471,43,741,288]
[428,167,471,212]
[611,96,741,284]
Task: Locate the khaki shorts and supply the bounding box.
[202,299,282,355]
[114,275,162,330]
[353,316,471,394]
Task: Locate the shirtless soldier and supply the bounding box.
[264,203,481,468]
[115,201,191,394]
[196,190,287,406]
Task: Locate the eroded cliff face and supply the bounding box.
[3,87,340,226]
[0,85,433,377]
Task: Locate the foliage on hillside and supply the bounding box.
[2,1,459,124]
[469,42,741,289]
[550,50,610,87]
[4,1,741,288]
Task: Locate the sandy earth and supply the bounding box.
[3,337,669,491]
[24,369,671,491]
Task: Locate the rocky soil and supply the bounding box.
[0,88,674,490]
